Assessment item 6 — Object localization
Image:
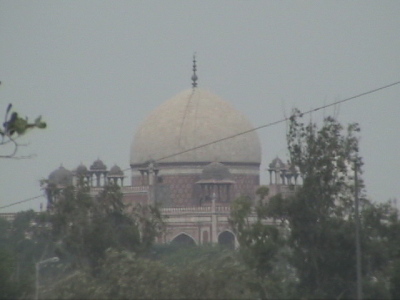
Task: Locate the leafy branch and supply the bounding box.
[0,103,46,159]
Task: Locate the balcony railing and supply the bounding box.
[161,205,231,214]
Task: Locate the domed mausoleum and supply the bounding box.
[130,87,262,206]
[43,59,299,246]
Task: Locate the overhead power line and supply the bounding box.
[2,80,400,210]
[0,194,44,210]
[152,80,400,163]
[121,80,400,171]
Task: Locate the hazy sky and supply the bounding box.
[1,1,399,212]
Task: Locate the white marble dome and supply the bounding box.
[48,165,73,186]
[130,88,261,166]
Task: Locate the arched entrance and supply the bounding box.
[171,233,196,246]
[218,231,235,249]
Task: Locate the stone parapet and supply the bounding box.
[0,212,17,222]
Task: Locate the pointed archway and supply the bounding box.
[171,233,196,246]
[218,231,235,249]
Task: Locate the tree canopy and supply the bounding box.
[1,110,399,299]
[230,111,400,299]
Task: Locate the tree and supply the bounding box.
[0,180,165,299]
[230,192,296,299]
[47,245,260,299]
[273,111,363,298]
[0,103,46,159]
[0,210,55,299]
[231,111,373,298]
[254,110,400,299]
[0,218,19,299]
[47,180,164,271]
[0,247,19,299]
[161,245,259,299]
[361,201,400,299]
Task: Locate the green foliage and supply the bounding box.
[0,218,20,299]
[1,103,46,137]
[0,217,10,247]
[256,185,269,200]
[3,108,399,298]
[276,111,365,298]
[230,193,292,299]
[0,248,19,299]
[48,181,163,270]
[130,202,165,251]
[389,259,400,299]
[230,193,282,272]
[170,246,258,299]
[37,268,96,299]
[94,249,179,299]
[0,210,56,299]
[49,246,259,299]
[3,181,165,299]
[47,249,177,299]
[361,201,400,299]
[288,110,362,216]
[231,112,400,299]
[1,103,46,158]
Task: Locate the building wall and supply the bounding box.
[122,192,148,206]
[160,206,238,247]
[124,164,260,247]
[131,172,259,206]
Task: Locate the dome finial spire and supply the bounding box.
[191,53,198,88]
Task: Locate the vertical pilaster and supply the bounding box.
[211,192,217,243]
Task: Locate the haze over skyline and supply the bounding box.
[1,1,399,212]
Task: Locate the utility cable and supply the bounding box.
[3,80,400,210]
[0,194,44,210]
[122,80,400,171]
[153,80,400,163]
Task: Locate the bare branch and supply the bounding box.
[0,134,18,158]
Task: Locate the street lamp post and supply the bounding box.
[35,257,59,300]
[354,159,363,300]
